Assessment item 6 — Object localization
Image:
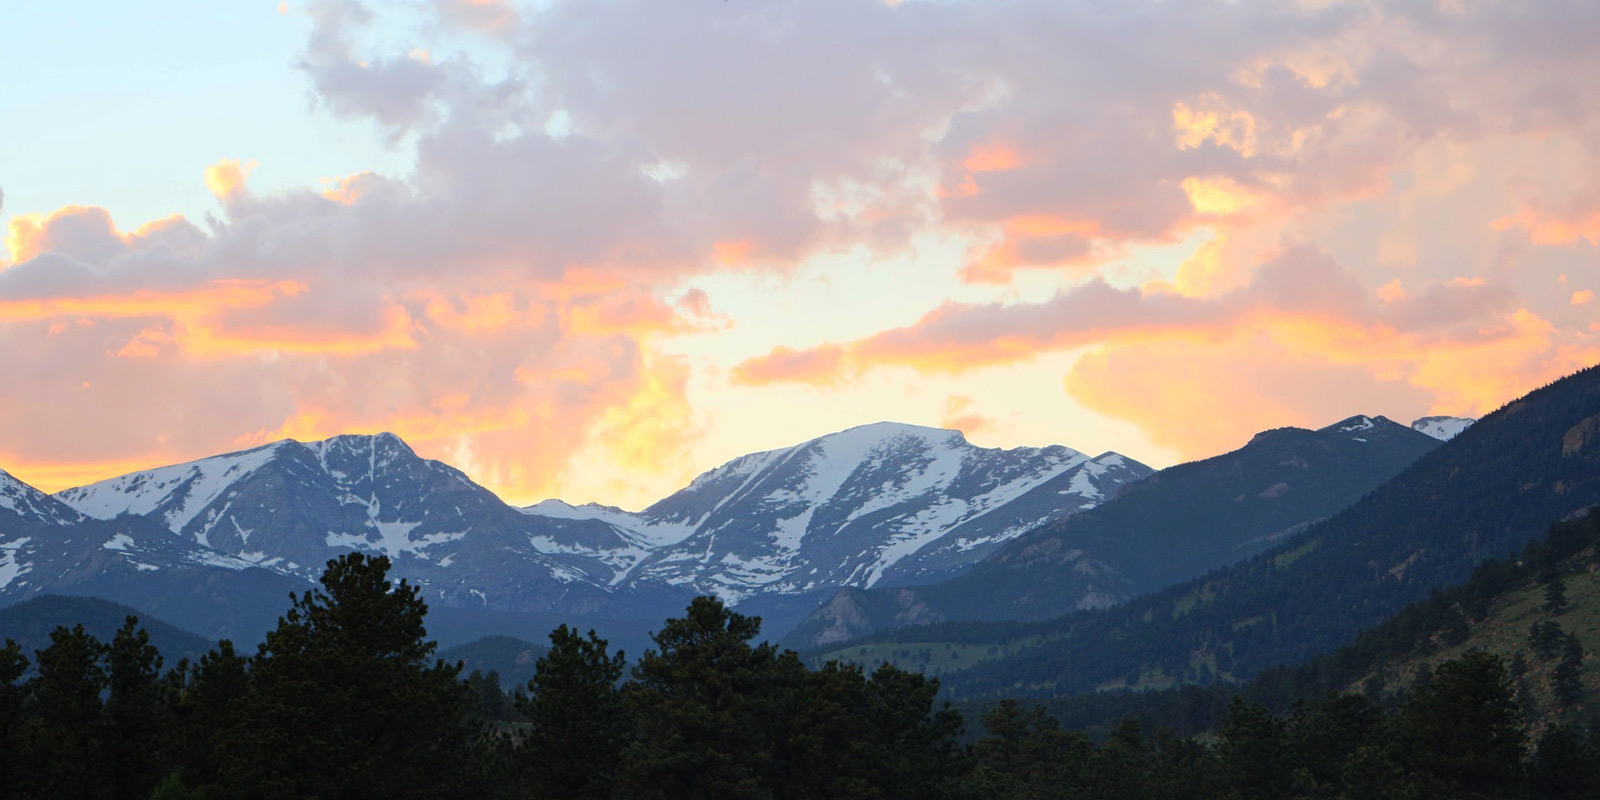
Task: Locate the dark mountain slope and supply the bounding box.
[0,595,217,663]
[816,364,1600,699]
[438,635,551,688]
[788,414,1442,647]
[1018,504,1600,740]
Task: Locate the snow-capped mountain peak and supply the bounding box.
[0,468,84,526]
[554,422,1151,603]
[56,442,287,533]
[43,423,1152,622]
[1411,416,1475,441]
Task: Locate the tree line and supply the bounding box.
[0,552,1595,798]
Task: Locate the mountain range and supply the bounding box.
[2,421,1174,642]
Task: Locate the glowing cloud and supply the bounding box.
[6,0,1600,507]
[731,344,847,387]
[204,158,256,201]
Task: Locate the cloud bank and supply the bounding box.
[2,0,1598,500]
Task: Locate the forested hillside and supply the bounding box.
[964,505,1600,742]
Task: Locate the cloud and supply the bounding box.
[0,156,711,505]
[731,344,847,387]
[727,242,1580,454]
[733,245,1520,381]
[1063,336,1436,460]
[6,0,1600,505]
[939,395,995,437]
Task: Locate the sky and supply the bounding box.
[1,0,1598,510]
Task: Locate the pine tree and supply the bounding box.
[1080,717,1149,800]
[1391,651,1524,798]
[221,553,481,800]
[466,668,513,721]
[101,617,168,800]
[513,625,629,799]
[1530,620,1564,658]
[621,596,805,798]
[24,624,109,799]
[1215,697,1286,799]
[1281,693,1382,790]
[171,640,249,791]
[1545,578,1569,614]
[1553,633,1585,708]
[967,700,1092,799]
[1528,724,1600,799]
[0,640,28,797]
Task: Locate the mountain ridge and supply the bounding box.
[787,413,1450,648]
[24,422,1152,641]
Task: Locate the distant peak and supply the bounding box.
[828,421,964,440]
[1411,415,1475,442]
[305,431,417,456]
[1318,415,1404,436]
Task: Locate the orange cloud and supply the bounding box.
[959,240,1023,284]
[713,240,756,267]
[1064,336,1434,461]
[1491,205,1600,247]
[940,395,995,437]
[183,302,420,358]
[1181,176,1262,218]
[728,246,1571,453]
[0,281,305,322]
[564,292,701,337]
[731,344,847,386]
[1575,290,1596,306]
[1062,305,1600,462]
[4,212,50,265]
[320,171,383,205]
[420,291,540,334]
[963,144,1023,173]
[957,216,1106,283]
[1171,98,1258,157]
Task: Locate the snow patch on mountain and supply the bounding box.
[1411,416,1475,441]
[602,422,1152,603]
[520,499,695,549]
[56,443,283,532]
[40,423,1150,616]
[1339,416,1376,432]
[0,538,32,589]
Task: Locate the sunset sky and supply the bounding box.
[2,0,1598,509]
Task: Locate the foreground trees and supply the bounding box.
[222,552,480,799]
[510,596,965,800]
[0,554,1593,798]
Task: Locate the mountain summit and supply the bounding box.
[526,422,1152,606]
